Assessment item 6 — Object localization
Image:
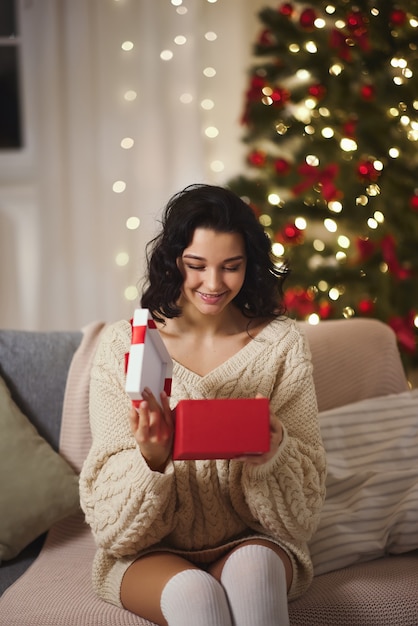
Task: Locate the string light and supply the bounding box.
[259,214,272,227]
[314,240,325,252]
[272,242,285,256]
[324,218,337,232]
[201,99,215,110]
[126,217,140,230]
[180,93,193,104]
[203,66,216,77]
[112,181,126,193]
[338,235,350,248]
[121,41,134,51]
[210,160,224,172]
[268,193,281,205]
[160,50,173,61]
[115,252,129,267]
[174,35,187,45]
[121,137,134,149]
[308,313,320,325]
[295,217,307,229]
[124,286,138,301]
[205,31,217,41]
[115,0,226,302]
[124,90,137,101]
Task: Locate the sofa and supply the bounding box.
[0,317,417,625]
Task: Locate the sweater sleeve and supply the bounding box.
[79,322,177,558]
[240,329,327,544]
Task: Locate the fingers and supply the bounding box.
[129,388,173,472]
[129,405,139,434]
[160,390,174,427]
[138,399,162,443]
[130,388,173,445]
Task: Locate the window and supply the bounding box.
[0,0,22,149]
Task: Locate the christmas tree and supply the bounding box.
[228,1,418,370]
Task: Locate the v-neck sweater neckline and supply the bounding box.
[171,317,287,387]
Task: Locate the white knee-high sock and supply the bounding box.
[160,568,233,626]
[220,544,290,626]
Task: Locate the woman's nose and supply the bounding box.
[205,268,222,291]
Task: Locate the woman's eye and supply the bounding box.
[185,264,241,272]
[186,264,205,271]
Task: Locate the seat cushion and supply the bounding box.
[288,551,418,625]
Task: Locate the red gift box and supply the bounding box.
[173,398,270,460]
[125,309,173,406]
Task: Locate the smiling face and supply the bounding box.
[177,228,247,317]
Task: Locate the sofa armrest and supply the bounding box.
[298,318,409,412]
[0,330,82,451]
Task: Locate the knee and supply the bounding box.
[221,543,286,585]
[162,568,228,613]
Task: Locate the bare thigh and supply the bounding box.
[208,538,293,591]
[120,552,200,626]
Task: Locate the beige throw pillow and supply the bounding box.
[0,376,80,561]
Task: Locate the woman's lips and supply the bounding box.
[197,291,227,304]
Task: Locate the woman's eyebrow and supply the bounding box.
[182,254,245,262]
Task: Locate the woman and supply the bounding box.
[80,184,326,626]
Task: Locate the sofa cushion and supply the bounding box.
[309,389,418,576]
[0,376,80,562]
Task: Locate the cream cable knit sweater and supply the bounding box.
[79,316,326,607]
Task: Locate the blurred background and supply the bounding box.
[0,0,274,331]
[1,0,417,371]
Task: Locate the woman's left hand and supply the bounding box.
[236,394,283,466]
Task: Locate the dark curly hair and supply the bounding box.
[141,184,289,322]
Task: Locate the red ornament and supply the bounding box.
[318,300,333,319]
[343,118,357,138]
[247,150,266,167]
[356,160,380,182]
[390,9,407,26]
[361,84,375,100]
[271,87,290,106]
[279,3,294,17]
[358,298,375,315]
[347,9,366,31]
[258,28,275,46]
[284,287,316,317]
[355,236,375,261]
[308,84,326,100]
[381,234,412,280]
[299,8,317,29]
[293,162,340,202]
[248,75,266,93]
[330,16,369,59]
[241,75,267,125]
[274,158,291,175]
[410,194,418,211]
[346,9,369,51]
[276,223,304,245]
[389,311,417,354]
[330,29,352,61]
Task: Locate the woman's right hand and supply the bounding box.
[129,387,174,472]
